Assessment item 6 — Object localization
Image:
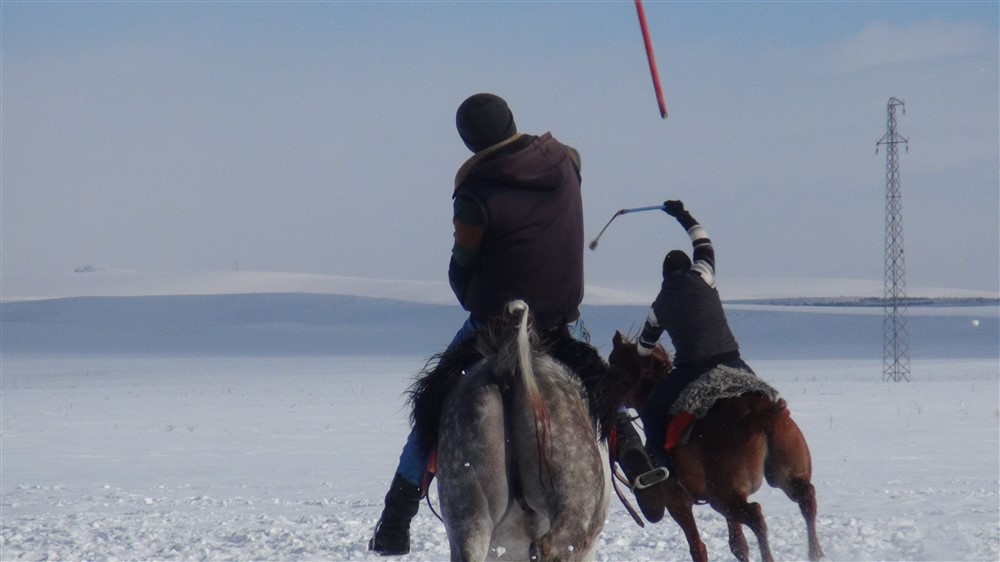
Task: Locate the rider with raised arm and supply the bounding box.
[636,200,756,475]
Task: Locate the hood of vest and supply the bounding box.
[463,133,570,192]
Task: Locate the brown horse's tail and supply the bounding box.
[741,394,788,435]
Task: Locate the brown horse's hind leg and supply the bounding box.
[663,482,707,562]
[766,410,823,561]
[743,501,773,562]
[723,516,751,562]
[784,477,824,561]
[716,499,773,562]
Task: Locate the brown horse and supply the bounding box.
[609,332,823,562]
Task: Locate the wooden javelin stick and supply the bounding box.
[635,0,668,119]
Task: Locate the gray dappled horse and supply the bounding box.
[435,301,611,561]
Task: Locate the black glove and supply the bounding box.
[664,200,685,217]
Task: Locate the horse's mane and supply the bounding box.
[537,332,622,443]
[408,323,621,455]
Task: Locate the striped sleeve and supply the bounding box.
[686,222,716,289]
[637,308,664,357]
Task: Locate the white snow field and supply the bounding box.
[1,271,997,561]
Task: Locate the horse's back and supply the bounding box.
[687,395,781,448]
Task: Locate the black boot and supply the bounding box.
[615,412,669,523]
[369,473,422,556]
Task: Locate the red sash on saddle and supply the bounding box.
[664,411,696,450]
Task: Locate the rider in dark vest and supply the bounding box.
[370,94,670,556]
[636,200,755,474]
[450,130,584,330]
[371,94,657,556]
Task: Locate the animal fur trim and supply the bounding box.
[669,365,780,418]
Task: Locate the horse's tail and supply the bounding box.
[508,300,542,407]
[502,300,551,477]
[743,394,788,435]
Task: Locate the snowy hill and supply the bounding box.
[3,268,997,304]
[2,270,996,360]
[1,269,459,305]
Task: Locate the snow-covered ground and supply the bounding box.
[1,271,998,561]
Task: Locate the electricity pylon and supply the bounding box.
[876,97,911,382]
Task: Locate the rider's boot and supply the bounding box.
[615,412,669,523]
[369,472,422,556]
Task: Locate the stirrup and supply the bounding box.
[633,467,669,490]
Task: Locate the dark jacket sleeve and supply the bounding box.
[448,194,487,307]
[448,258,471,307]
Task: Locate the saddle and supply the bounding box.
[664,364,780,450]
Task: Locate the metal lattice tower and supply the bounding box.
[876,97,910,382]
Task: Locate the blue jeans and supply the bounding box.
[395,315,590,486]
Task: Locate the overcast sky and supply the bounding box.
[2,2,997,294]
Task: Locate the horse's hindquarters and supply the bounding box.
[508,357,610,560]
[765,410,812,484]
[436,353,610,561]
[438,370,511,561]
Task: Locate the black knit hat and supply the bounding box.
[663,250,692,277]
[456,93,517,152]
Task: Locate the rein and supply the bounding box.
[425,493,444,523]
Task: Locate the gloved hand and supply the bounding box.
[664,200,685,217]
